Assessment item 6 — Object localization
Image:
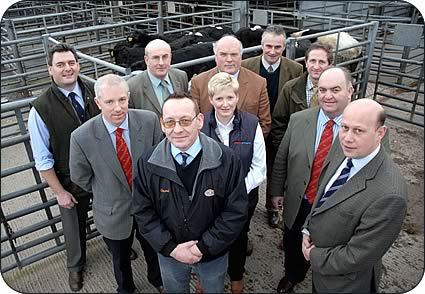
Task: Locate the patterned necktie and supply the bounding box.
[160,80,171,105]
[267,65,274,73]
[68,92,85,122]
[310,85,319,108]
[305,120,335,204]
[116,128,132,189]
[180,152,189,167]
[316,158,353,208]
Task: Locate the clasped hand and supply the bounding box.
[170,240,203,264]
[302,234,315,261]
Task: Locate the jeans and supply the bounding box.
[158,253,228,293]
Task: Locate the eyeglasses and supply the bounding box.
[162,115,198,129]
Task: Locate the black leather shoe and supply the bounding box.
[277,276,296,293]
[268,210,281,228]
[130,248,138,260]
[246,238,254,256]
[69,271,83,292]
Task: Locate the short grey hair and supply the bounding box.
[94,74,129,99]
[261,25,287,44]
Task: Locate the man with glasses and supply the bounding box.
[133,92,248,293]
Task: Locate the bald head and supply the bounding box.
[318,66,353,119]
[214,35,243,75]
[144,39,172,79]
[345,99,386,128]
[145,39,171,56]
[339,99,387,159]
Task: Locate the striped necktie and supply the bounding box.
[116,128,132,189]
[180,152,189,167]
[316,158,353,208]
[267,65,274,73]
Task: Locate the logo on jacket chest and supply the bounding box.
[204,189,215,197]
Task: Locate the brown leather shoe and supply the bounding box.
[268,210,281,228]
[277,276,296,293]
[68,271,83,292]
[157,285,165,294]
[231,280,244,294]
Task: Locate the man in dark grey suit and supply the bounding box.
[70,74,164,293]
[302,99,407,293]
[128,39,188,117]
[270,67,353,292]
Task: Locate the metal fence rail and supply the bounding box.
[0,98,100,273]
[1,0,423,274]
[373,23,424,127]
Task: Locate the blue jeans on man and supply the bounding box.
[158,253,228,293]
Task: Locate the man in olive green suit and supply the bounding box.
[302,99,407,293]
[241,24,303,228]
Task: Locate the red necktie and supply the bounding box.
[305,120,335,204]
[116,128,132,190]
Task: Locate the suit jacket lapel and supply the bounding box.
[128,111,143,175]
[94,116,131,192]
[313,147,386,215]
[304,108,320,166]
[142,71,162,114]
[237,69,250,109]
[169,70,183,92]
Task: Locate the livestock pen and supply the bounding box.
[1,1,423,293]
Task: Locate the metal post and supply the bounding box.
[157,1,164,36]
[232,1,248,33]
[360,21,379,98]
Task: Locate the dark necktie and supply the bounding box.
[116,128,132,189]
[180,152,189,167]
[267,65,274,73]
[316,158,353,208]
[68,92,85,122]
[160,80,171,105]
[305,120,335,204]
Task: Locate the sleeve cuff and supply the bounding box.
[160,240,177,257]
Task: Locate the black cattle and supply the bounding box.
[130,42,215,80]
[109,43,145,68]
[198,25,234,40]
[168,32,215,50]
[126,30,158,48]
[235,25,265,48]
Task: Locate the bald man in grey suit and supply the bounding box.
[302,99,407,293]
[128,39,188,117]
[70,74,164,293]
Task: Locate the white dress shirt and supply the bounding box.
[214,113,267,193]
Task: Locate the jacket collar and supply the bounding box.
[207,108,242,132]
[148,132,222,173]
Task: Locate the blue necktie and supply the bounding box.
[68,92,85,122]
[316,159,353,208]
[180,152,189,167]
